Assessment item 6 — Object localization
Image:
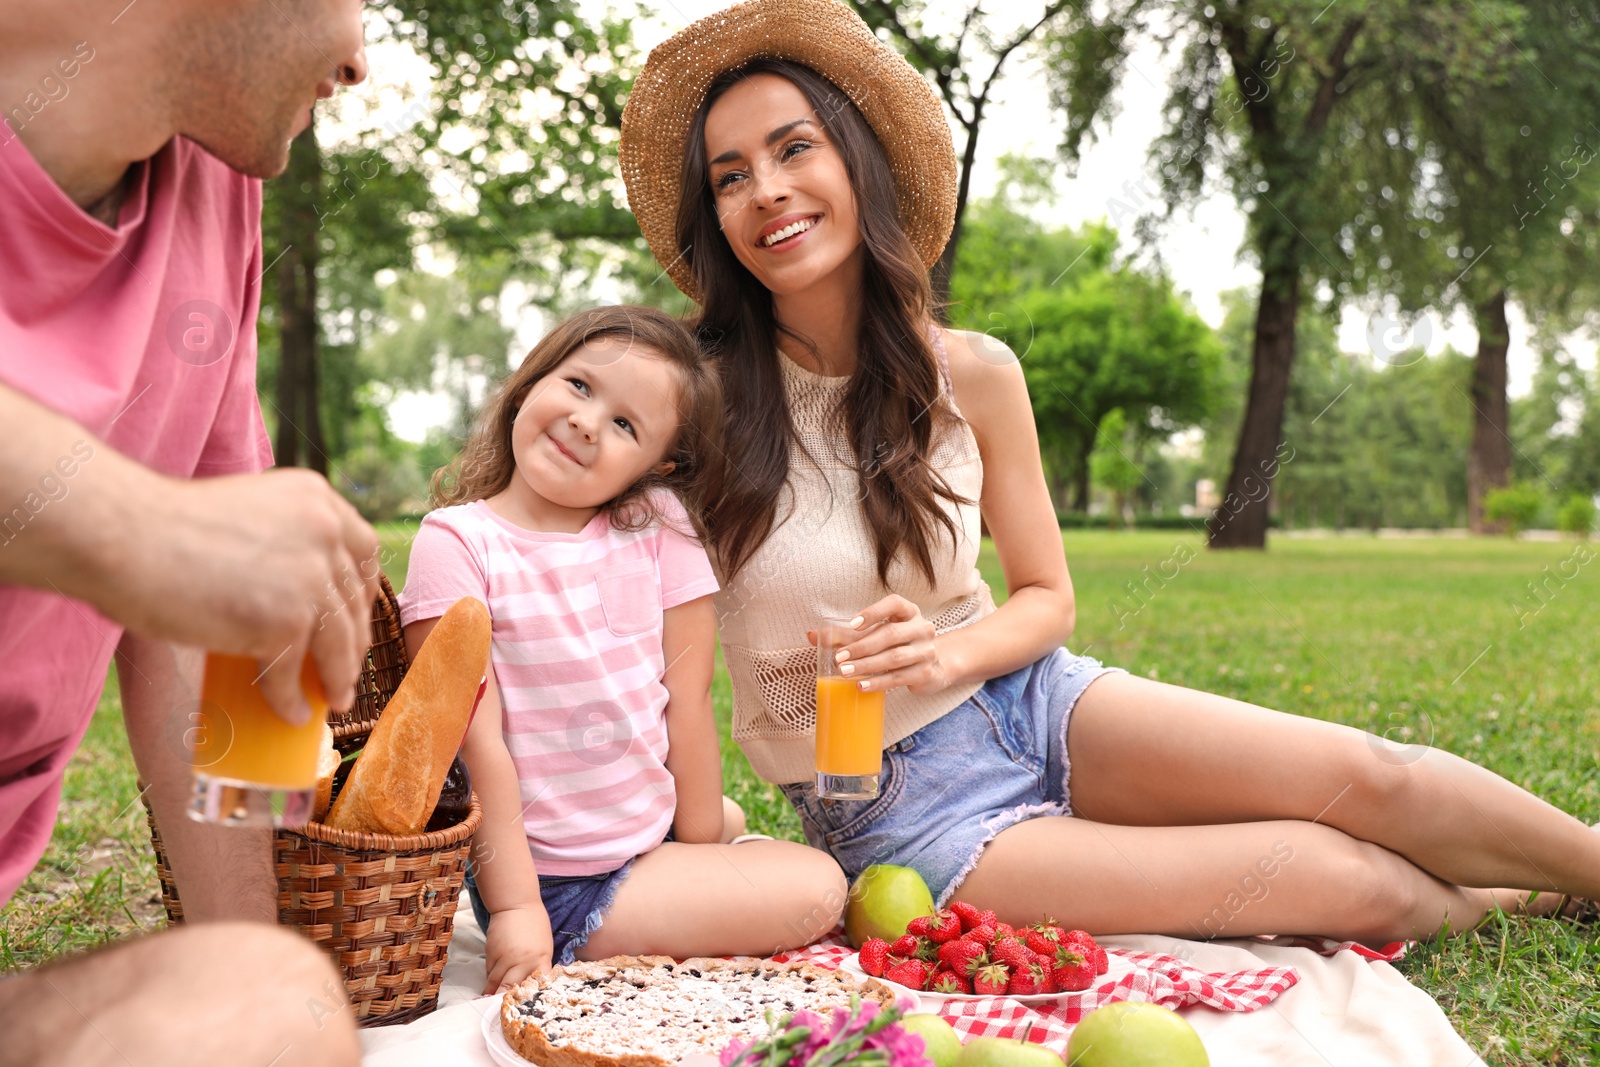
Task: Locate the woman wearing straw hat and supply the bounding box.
[618,0,1600,942]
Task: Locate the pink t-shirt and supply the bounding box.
[0,134,273,905]
[398,495,720,876]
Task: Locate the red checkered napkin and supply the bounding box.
[772,935,1308,1055]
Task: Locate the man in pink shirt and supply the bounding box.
[0,2,377,1064]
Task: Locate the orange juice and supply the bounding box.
[192,652,328,788]
[815,675,885,777]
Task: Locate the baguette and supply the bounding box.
[325,596,491,835]
[312,722,339,818]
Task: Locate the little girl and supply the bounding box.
[398,305,846,995]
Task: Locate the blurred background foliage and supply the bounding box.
[254,0,1600,536]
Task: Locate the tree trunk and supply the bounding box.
[1208,265,1300,548]
[1468,290,1512,534]
[1070,424,1097,512]
[273,123,327,474]
[931,116,980,314]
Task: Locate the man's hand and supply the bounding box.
[483,904,555,995]
[107,469,381,723]
[0,385,381,724]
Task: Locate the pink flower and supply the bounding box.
[720,999,931,1067]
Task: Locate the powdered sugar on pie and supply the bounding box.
[499,955,897,1067]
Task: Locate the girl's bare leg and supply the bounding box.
[577,840,847,960]
[1062,673,1600,902]
[720,796,748,842]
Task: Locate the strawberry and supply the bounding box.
[930,970,972,995]
[949,900,982,932]
[925,909,964,943]
[905,914,937,938]
[1053,955,1096,992]
[1052,943,1095,992]
[1036,966,1059,994]
[885,958,931,991]
[858,938,890,978]
[977,909,999,930]
[937,938,988,976]
[1093,945,1110,975]
[993,922,1017,941]
[1025,947,1054,970]
[972,962,1010,996]
[1023,927,1062,956]
[1052,942,1089,967]
[1060,933,1098,958]
[890,934,921,959]
[990,937,1031,970]
[1007,961,1048,996]
[962,923,997,947]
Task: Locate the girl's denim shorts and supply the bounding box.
[464,832,673,965]
[779,647,1120,907]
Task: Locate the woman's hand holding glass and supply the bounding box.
[809,594,951,696]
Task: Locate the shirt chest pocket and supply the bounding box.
[595,560,661,637]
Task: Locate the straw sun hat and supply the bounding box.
[618,0,958,301]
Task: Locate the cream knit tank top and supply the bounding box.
[712,329,996,784]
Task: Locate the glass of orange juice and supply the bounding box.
[188,651,328,828]
[815,616,885,800]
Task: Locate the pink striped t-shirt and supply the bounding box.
[397,494,719,876]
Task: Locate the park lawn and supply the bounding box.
[4,529,1599,1061]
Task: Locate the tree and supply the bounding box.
[845,1,1083,301]
[262,2,646,474]
[362,265,517,437]
[948,188,1220,509]
[1090,409,1144,527]
[1338,2,1600,532]
[1047,2,1545,547]
[1511,348,1600,498]
[1201,286,1474,531]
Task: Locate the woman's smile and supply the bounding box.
[758,213,823,250]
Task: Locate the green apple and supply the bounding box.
[899,1014,962,1067]
[954,1036,1063,1067]
[1065,1002,1209,1067]
[843,864,935,948]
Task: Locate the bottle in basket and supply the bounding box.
[189,652,327,828]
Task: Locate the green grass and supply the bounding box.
[6,529,1599,1060]
[0,671,166,971]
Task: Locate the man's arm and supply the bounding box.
[0,381,379,722]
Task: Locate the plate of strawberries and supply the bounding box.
[840,899,1116,1004]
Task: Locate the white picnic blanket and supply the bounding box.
[358,913,1487,1066]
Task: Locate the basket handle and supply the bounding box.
[334,570,410,728]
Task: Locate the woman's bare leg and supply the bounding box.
[959,814,1501,945]
[577,840,847,960]
[1062,673,1600,902]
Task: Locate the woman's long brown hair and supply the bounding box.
[431,304,722,536]
[679,58,968,585]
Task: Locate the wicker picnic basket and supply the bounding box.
[143,573,482,1026]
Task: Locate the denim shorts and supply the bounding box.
[464,849,647,966]
[779,647,1120,908]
